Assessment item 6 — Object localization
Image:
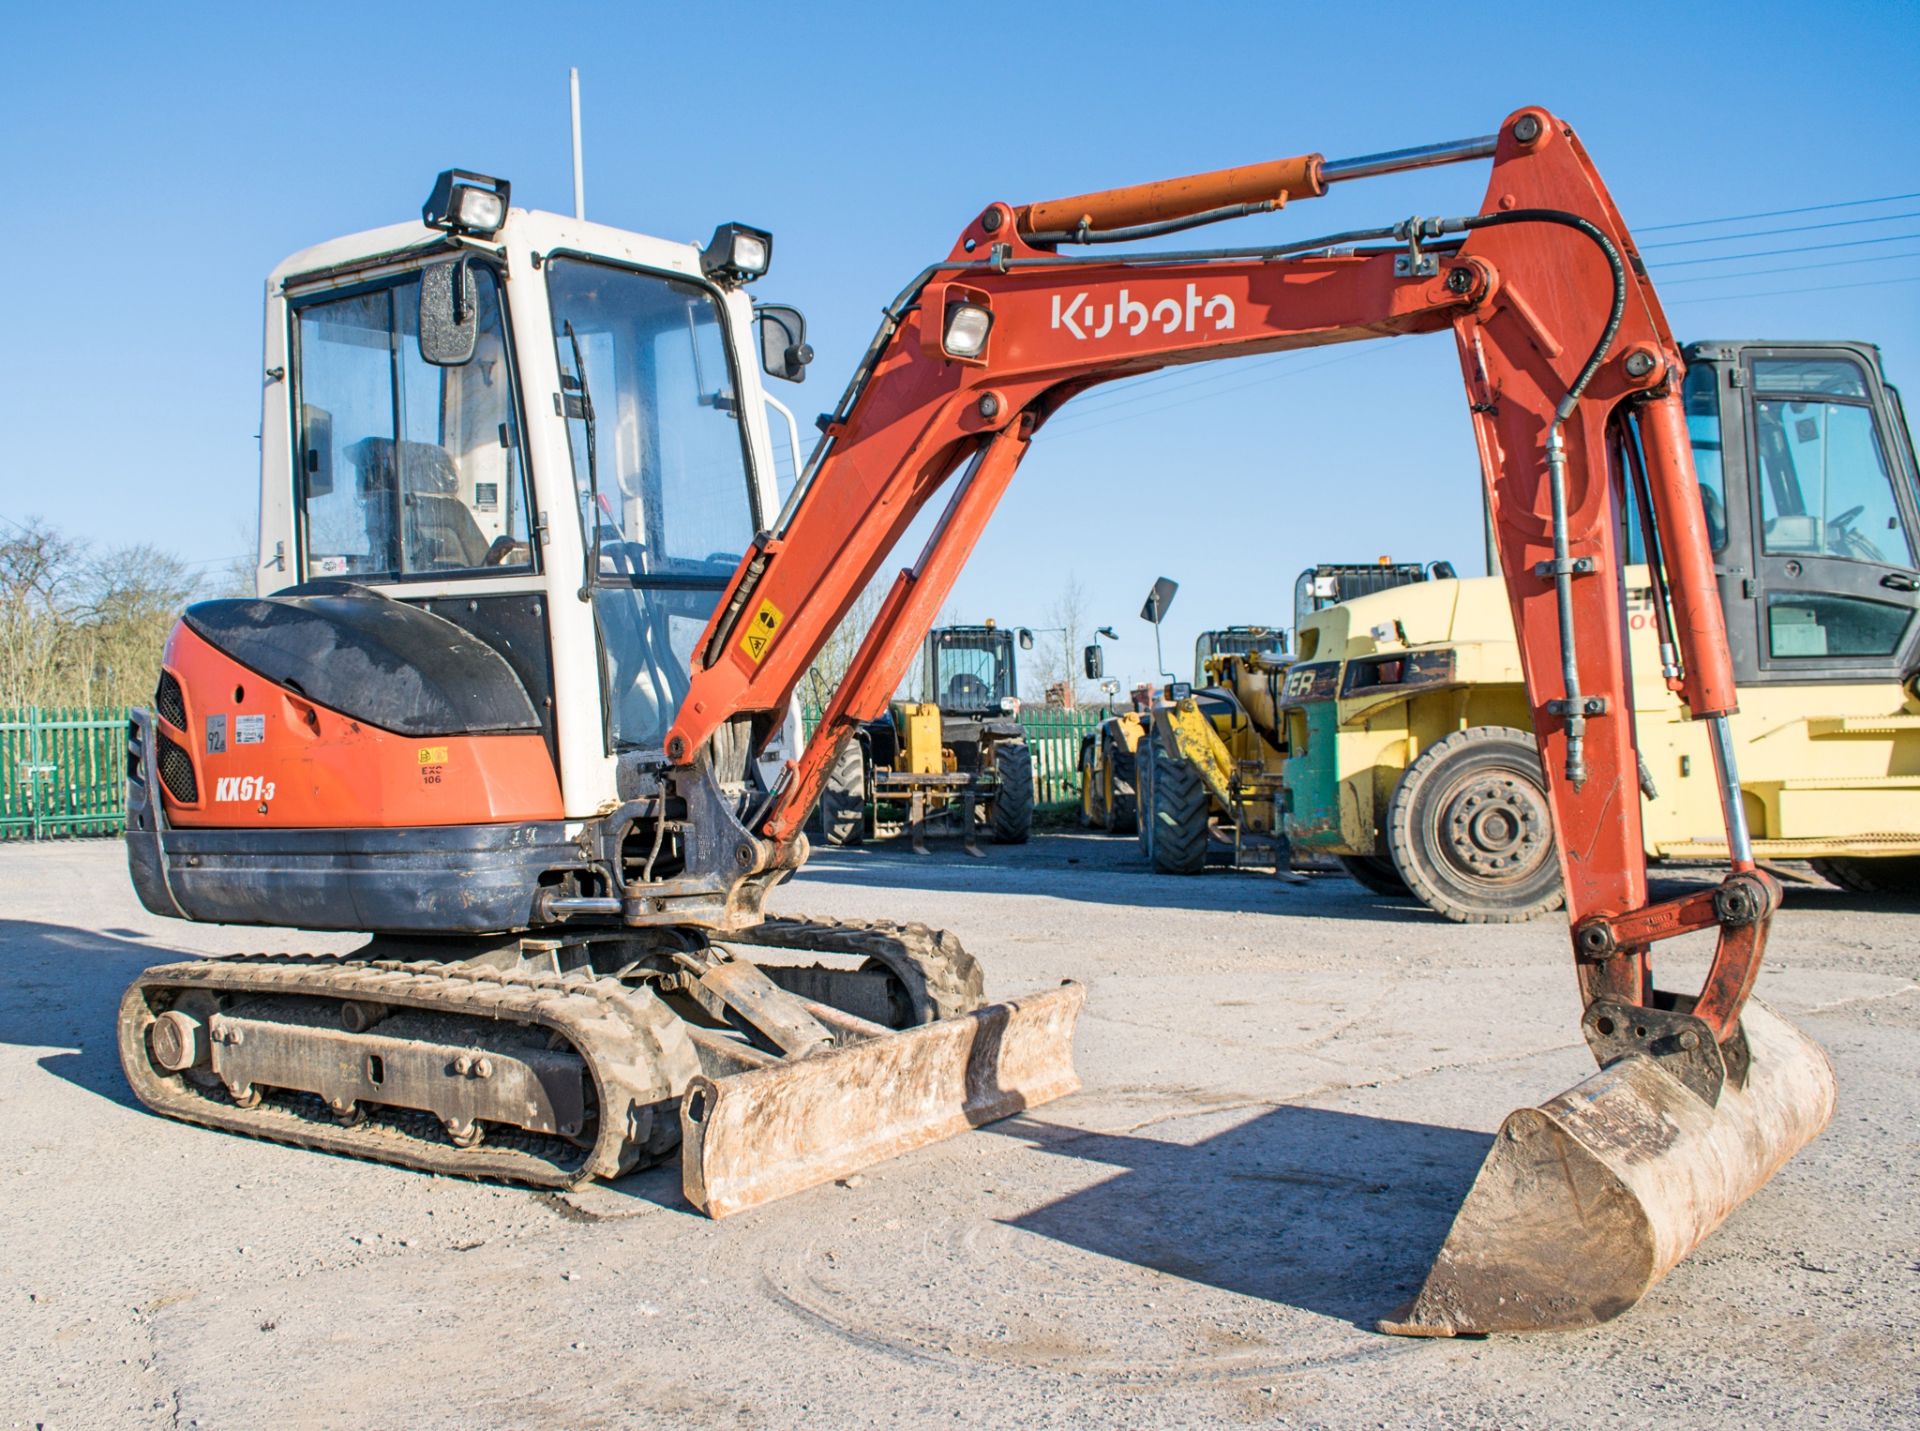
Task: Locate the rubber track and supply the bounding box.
[722,916,986,1024]
[118,954,696,1190]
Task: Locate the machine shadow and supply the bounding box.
[990,1104,1491,1329]
[0,918,184,1108]
[799,845,1426,923]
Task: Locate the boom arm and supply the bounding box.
[668,107,1773,1043]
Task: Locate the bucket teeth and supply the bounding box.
[1381,998,1835,1336]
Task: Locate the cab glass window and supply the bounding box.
[293,267,532,579]
[1767,593,1910,659]
[545,257,759,750]
[1752,357,1914,566]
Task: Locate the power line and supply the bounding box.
[1637,191,1920,233]
[1048,340,1405,442]
[1640,209,1920,251]
[1665,273,1920,306]
[1661,248,1920,285]
[1654,231,1918,269]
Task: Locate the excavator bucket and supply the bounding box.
[1382,998,1835,1336]
[683,983,1084,1216]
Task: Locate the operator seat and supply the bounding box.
[348,437,492,571]
[946,672,991,708]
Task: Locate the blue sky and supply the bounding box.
[5,2,1916,689]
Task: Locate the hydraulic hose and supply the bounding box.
[1411,209,1629,784]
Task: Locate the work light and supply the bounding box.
[422,170,511,237]
[943,303,993,359]
[702,223,773,284]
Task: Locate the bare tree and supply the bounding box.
[795,577,890,715]
[1022,571,1093,707]
[0,519,201,710]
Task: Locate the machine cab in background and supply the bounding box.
[1679,340,1920,686]
[920,623,1027,716]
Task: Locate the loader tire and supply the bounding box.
[1386,725,1564,924]
[1105,744,1139,835]
[1134,736,1156,859]
[1148,739,1209,875]
[1077,737,1100,828]
[818,736,867,847]
[1811,855,1920,895]
[1337,855,1410,897]
[990,740,1034,844]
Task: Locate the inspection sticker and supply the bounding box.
[739,597,784,664]
[234,714,266,745]
[417,746,450,766]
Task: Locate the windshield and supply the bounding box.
[1195,628,1283,683]
[293,266,532,579]
[930,631,1015,710]
[546,258,758,749]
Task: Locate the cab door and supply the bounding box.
[1737,344,1920,684]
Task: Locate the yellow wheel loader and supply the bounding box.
[1125,567,1443,874]
[1283,340,1920,920]
[819,622,1035,854]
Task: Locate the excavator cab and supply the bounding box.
[120,171,1082,1213]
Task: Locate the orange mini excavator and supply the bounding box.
[121,108,1834,1334]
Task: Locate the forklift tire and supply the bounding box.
[1148,739,1209,875]
[989,740,1034,844]
[1811,855,1920,895]
[818,736,867,847]
[1386,725,1564,923]
[1105,745,1138,835]
[1134,736,1156,859]
[1337,855,1410,897]
[1077,738,1101,829]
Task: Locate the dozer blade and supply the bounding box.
[1382,998,1835,1336]
[682,981,1085,1217]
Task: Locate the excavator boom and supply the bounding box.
[661,105,1835,1332]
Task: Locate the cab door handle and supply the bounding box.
[1881,572,1920,592]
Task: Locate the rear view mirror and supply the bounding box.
[418,259,478,366]
[754,304,813,382]
[1141,576,1179,624]
[1083,644,1104,679]
[1018,628,1034,651]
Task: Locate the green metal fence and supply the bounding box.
[802,704,1110,813]
[1,708,130,840]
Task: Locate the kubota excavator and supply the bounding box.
[120,107,1836,1335]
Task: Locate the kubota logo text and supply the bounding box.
[214,775,276,802]
[1050,284,1235,341]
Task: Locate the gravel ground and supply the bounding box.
[2,833,1915,1429]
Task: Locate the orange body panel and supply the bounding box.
[156,622,563,829]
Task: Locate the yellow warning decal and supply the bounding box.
[417,746,450,765]
[739,598,785,664]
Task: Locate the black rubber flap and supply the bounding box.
[183,585,541,737]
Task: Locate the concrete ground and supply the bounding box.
[2,833,1915,1430]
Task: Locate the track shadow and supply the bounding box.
[0,919,188,1107]
[990,1105,1491,1329]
